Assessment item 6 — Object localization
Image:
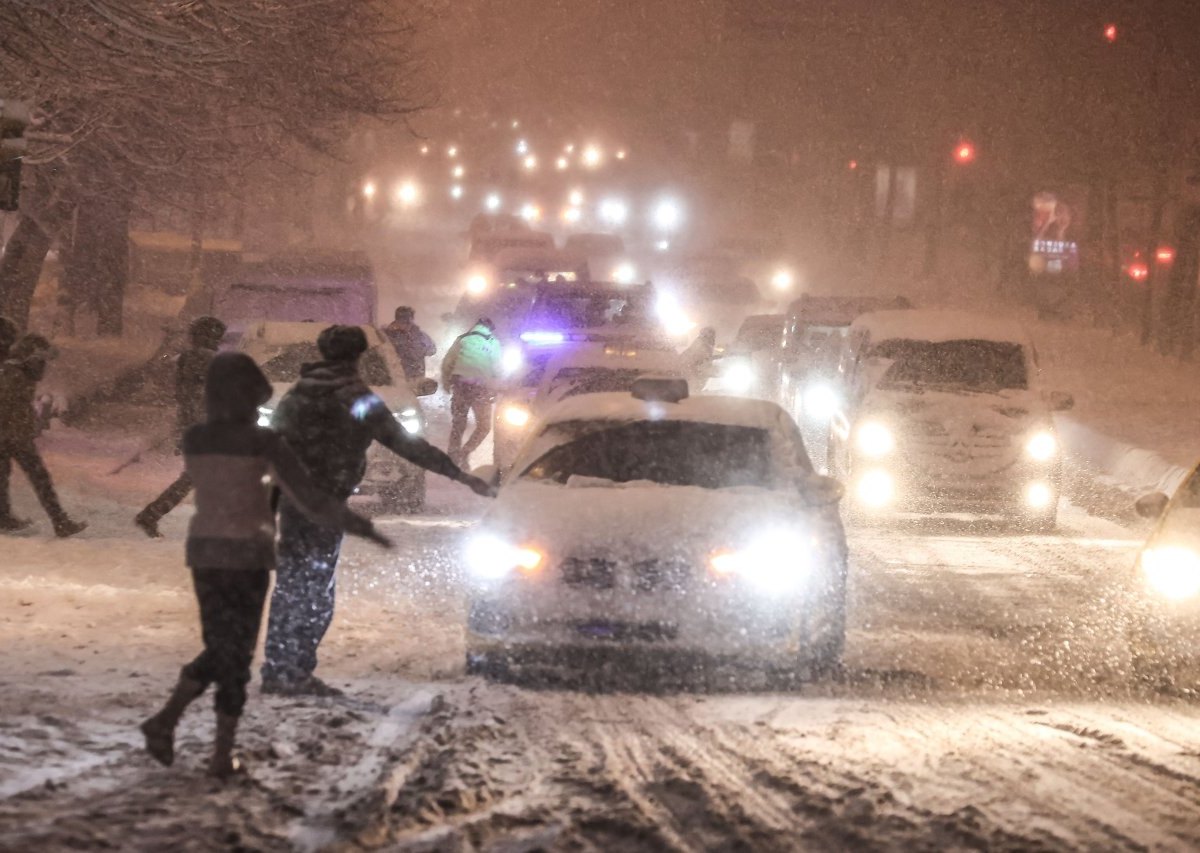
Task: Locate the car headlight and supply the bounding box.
[856,469,895,508]
[501,403,532,428]
[802,383,838,422]
[501,346,524,376]
[721,359,756,394]
[1025,430,1058,462]
[257,405,274,427]
[612,262,636,284]
[855,421,894,457]
[1141,546,1200,601]
[393,406,421,435]
[466,273,489,296]
[465,534,543,581]
[708,529,814,594]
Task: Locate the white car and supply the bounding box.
[464,378,848,679]
[828,310,1073,530]
[238,321,431,512]
[493,345,685,471]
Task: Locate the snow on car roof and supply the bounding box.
[538,390,789,432]
[851,309,1030,345]
[242,321,383,346]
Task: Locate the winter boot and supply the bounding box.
[133,511,162,539]
[53,518,87,538]
[140,675,206,766]
[208,712,241,780]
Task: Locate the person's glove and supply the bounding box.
[460,473,498,498]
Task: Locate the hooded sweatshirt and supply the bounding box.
[184,353,372,569]
[273,359,468,500]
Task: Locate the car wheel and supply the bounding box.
[803,577,847,679]
[465,648,510,680]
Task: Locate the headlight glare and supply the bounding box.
[466,535,543,581]
[256,405,274,427]
[802,383,838,422]
[722,359,756,394]
[1026,430,1058,461]
[856,421,895,457]
[501,346,524,376]
[501,403,532,428]
[708,529,812,593]
[1141,546,1200,601]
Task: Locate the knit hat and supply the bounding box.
[204,352,272,423]
[317,324,368,362]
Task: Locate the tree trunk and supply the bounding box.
[66,193,132,337]
[0,214,52,329]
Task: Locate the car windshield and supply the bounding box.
[527,291,645,329]
[735,319,783,350]
[258,343,392,385]
[873,339,1028,391]
[520,421,776,489]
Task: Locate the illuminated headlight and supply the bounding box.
[501,346,524,376]
[708,529,814,594]
[771,268,794,292]
[1141,546,1200,601]
[612,262,637,284]
[855,421,894,458]
[856,469,895,508]
[802,383,838,422]
[465,534,544,581]
[1025,482,1054,509]
[655,293,695,338]
[721,359,757,394]
[500,403,531,428]
[1025,430,1058,462]
[393,406,421,435]
[466,274,489,296]
[257,405,274,427]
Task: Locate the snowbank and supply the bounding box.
[1058,415,1191,498]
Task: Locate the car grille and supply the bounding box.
[560,557,692,592]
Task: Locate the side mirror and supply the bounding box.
[412,377,438,397]
[1050,391,1075,412]
[800,473,844,506]
[1134,492,1169,520]
[472,464,501,488]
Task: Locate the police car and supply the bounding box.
[464,378,848,679]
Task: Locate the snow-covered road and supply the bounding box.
[4,460,1200,851]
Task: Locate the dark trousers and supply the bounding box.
[138,471,193,523]
[448,380,492,464]
[0,440,69,526]
[181,567,270,718]
[261,500,343,683]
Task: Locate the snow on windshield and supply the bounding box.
[872,339,1028,391]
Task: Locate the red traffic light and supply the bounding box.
[953,141,976,164]
[1104,23,1118,43]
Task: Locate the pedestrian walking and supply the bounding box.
[261,324,495,696]
[0,333,86,537]
[441,316,501,468]
[382,305,436,380]
[134,316,226,538]
[140,352,390,779]
[0,315,25,531]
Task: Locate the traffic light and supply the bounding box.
[0,99,31,211]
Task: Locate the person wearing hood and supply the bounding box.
[382,305,436,380]
[140,352,390,780]
[261,324,495,696]
[441,316,502,468]
[0,332,87,537]
[134,315,227,538]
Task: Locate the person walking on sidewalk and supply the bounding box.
[134,316,227,537]
[0,333,87,538]
[0,315,26,531]
[441,316,501,468]
[261,324,495,696]
[382,305,436,380]
[140,352,390,780]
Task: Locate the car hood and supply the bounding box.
[862,386,1047,432]
[481,479,835,561]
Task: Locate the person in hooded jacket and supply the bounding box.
[441,316,502,468]
[261,324,495,695]
[140,352,391,780]
[382,305,436,380]
[134,316,227,537]
[0,333,87,537]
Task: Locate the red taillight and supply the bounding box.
[1156,246,1175,264]
[1128,263,1150,281]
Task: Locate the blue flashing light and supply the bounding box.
[520,331,567,345]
